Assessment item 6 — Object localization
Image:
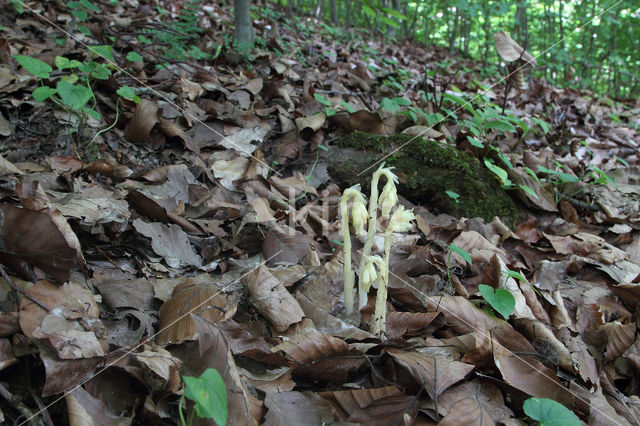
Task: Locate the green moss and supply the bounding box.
[333,131,519,225]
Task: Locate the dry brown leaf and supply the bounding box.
[347,394,419,425]
[436,379,513,421]
[156,278,237,345]
[438,398,495,426]
[263,227,311,266]
[386,348,474,399]
[385,311,444,339]
[271,330,365,381]
[492,339,575,408]
[0,204,80,283]
[263,391,335,425]
[421,295,502,335]
[20,281,107,359]
[244,265,304,333]
[602,321,636,363]
[66,386,132,426]
[132,219,203,268]
[319,386,403,422]
[36,340,100,397]
[134,343,182,394]
[295,291,375,340]
[125,98,159,143]
[493,31,537,64]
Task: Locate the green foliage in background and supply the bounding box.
[284,0,639,98]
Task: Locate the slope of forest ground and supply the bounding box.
[0,1,640,425]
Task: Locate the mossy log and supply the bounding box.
[326,131,519,225]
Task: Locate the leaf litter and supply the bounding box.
[0,1,638,425]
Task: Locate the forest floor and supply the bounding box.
[0,1,640,425]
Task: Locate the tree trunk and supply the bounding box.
[329,0,337,24]
[449,8,459,55]
[234,0,253,54]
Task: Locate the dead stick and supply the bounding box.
[0,264,51,312]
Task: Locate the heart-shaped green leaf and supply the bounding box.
[13,55,52,78]
[126,51,143,62]
[183,368,227,426]
[56,80,92,110]
[478,284,514,319]
[33,86,57,102]
[523,398,581,426]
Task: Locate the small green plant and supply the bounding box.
[478,284,515,319]
[523,397,580,426]
[442,242,471,294]
[445,190,460,204]
[314,93,337,117]
[13,52,139,157]
[380,96,412,112]
[180,368,228,426]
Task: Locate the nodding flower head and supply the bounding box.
[388,205,415,233]
[351,194,368,235]
[360,255,384,292]
[379,179,398,217]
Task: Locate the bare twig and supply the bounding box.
[0,264,50,312]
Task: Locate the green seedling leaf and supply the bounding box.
[445,190,460,203]
[467,136,484,148]
[83,107,101,120]
[183,368,227,426]
[484,119,516,133]
[531,117,551,133]
[56,80,92,110]
[90,64,111,80]
[381,97,410,112]
[556,171,579,183]
[448,243,471,265]
[506,269,526,282]
[314,93,331,107]
[126,51,143,62]
[537,165,556,175]
[519,184,539,199]
[478,284,514,319]
[71,9,88,20]
[32,86,57,102]
[325,107,336,117]
[88,45,115,63]
[79,0,101,12]
[615,156,629,167]
[55,56,82,70]
[78,62,97,73]
[13,55,52,78]
[489,146,513,170]
[138,34,152,44]
[317,144,328,151]
[484,158,510,186]
[524,167,541,184]
[340,100,355,113]
[116,86,140,103]
[78,25,91,36]
[523,398,580,426]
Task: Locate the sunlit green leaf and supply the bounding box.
[183,368,228,426]
[523,398,580,426]
[13,55,52,78]
[479,284,515,319]
[33,86,57,102]
[56,80,92,110]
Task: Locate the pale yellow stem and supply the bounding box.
[357,167,396,309]
[372,229,393,336]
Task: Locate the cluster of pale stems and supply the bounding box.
[340,163,415,337]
